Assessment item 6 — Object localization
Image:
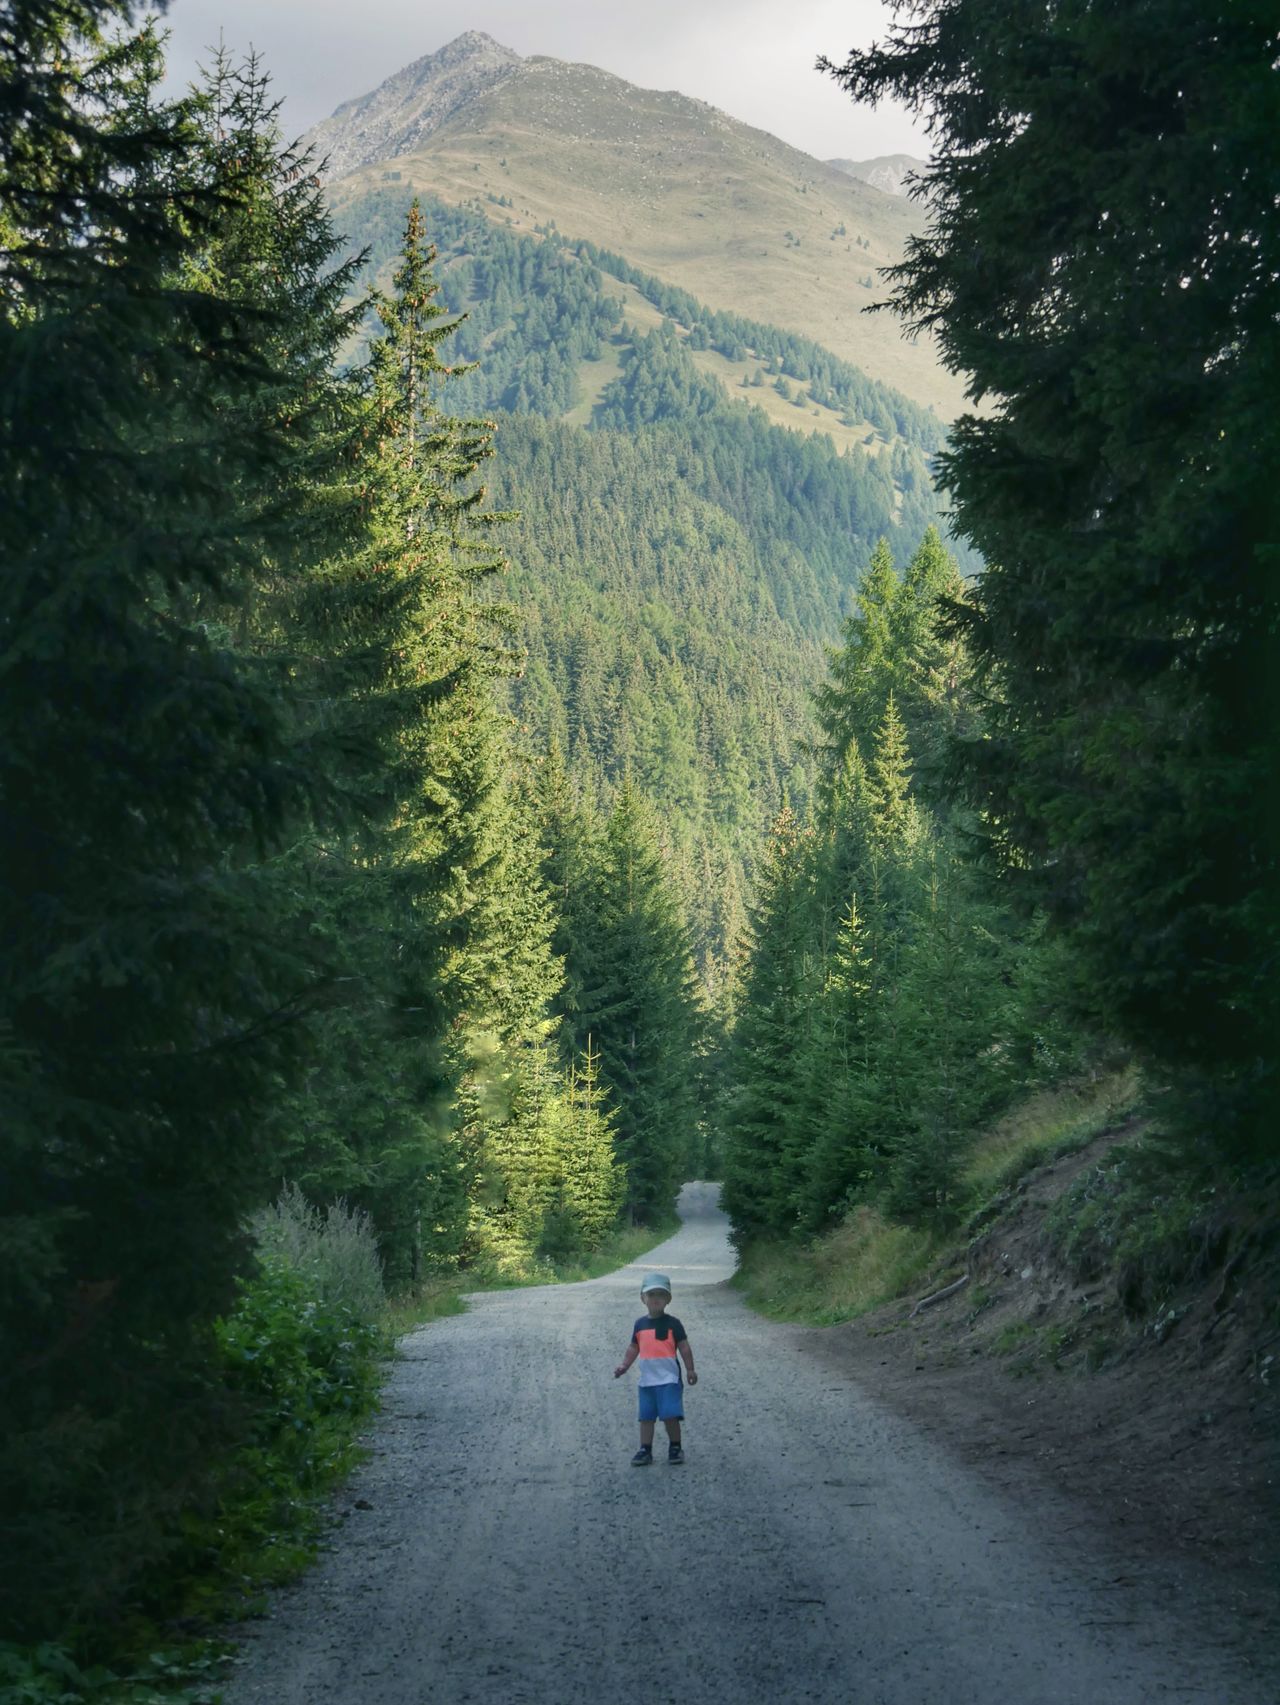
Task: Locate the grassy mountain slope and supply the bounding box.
[336,188,945,475]
[311,35,966,419]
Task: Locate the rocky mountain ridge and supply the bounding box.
[306,31,521,179]
[304,34,965,416]
[827,152,927,199]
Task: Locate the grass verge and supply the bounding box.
[962,1065,1141,1205]
[733,1205,938,1325]
[540,1213,681,1284]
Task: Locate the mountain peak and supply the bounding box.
[429,31,521,69]
[445,29,513,52]
[308,43,965,415]
[305,33,523,178]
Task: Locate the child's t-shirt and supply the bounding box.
[631,1312,687,1386]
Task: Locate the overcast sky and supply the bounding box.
[157,0,929,161]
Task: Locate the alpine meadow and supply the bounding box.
[1,8,1276,1701]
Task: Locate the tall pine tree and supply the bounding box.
[0,14,373,1633]
[827,2,1280,1154]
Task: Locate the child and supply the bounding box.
[613,1272,697,1465]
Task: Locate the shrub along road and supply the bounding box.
[223,1184,1271,1703]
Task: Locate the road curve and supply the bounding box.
[223,1183,1267,1704]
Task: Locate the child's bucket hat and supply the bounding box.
[640,1272,672,1296]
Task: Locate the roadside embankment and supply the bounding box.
[733,1072,1280,1624]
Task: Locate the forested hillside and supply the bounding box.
[722,529,1086,1238]
[329,187,959,964]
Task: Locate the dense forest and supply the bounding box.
[0,15,702,1656]
[2,0,1275,1694]
[721,2,1277,1249]
[721,528,1088,1238]
[329,186,967,965]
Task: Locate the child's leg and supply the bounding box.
[639,1420,656,1447]
[662,1418,681,1445]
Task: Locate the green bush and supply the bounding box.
[112,1189,390,1644]
[212,1188,385,1500]
[249,1185,384,1327]
[0,1642,223,1705]
[216,1260,381,1464]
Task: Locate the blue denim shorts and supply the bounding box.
[638,1382,684,1422]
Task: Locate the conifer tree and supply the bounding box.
[723,527,1041,1245]
[275,198,529,1285]
[590,785,704,1220]
[813,537,901,780]
[534,738,609,1045]
[827,3,1280,1152]
[0,12,372,1631]
[450,733,582,1275]
[181,55,450,1271]
[721,809,816,1241]
[543,780,703,1221]
[465,1034,562,1271]
[889,525,971,786]
[810,736,879,958]
[878,846,1006,1221]
[800,898,876,1229]
[868,693,921,853]
[555,1037,626,1251]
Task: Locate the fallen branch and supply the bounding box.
[908,1273,969,1319]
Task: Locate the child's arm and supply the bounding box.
[613,1343,638,1379]
[679,1338,697,1385]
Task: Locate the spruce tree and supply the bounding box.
[721,809,816,1241]
[273,198,528,1285]
[868,693,921,853]
[800,898,876,1230]
[0,14,368,1632]
[595,785,704,1220]
[812,537,901,779]
[555,1038,626,1251]
[889,525,972,788]
[879,846,1004,1222]
[724,531,1025,1242]
[450,733,580,1275]
[546,781,703,1222]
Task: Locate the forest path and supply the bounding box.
[223,1184,1265,1704]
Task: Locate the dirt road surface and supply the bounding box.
[223,1183,1272,1704]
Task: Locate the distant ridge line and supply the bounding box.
[307,33,966,417]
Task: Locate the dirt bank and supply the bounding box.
[802,1131,1280,1646]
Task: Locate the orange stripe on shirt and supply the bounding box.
[636,1328,678,1359]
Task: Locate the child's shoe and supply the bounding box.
[631,1445,653,1466]
[667,1442,684,1464]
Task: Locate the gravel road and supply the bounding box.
[223,1183,1268,1704]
